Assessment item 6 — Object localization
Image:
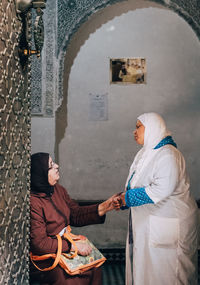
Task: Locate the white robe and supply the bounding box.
[126,145,199,285]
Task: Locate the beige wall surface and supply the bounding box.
[31,2,200,247]
[58,7,200,247]
[60,7,200,199]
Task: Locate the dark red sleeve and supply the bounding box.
[30,197,71,255]
[60,185,106,227]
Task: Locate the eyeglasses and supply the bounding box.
[48,161,57,171]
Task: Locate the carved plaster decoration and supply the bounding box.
[0,1,31,283]
[31,9,43,114]
[57,0,124,106]
[31,0,56,116]
[34,8,44,53]
[56,0,200,109]
[31,0,200,116]
[42,0,56,116]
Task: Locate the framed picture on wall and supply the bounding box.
[110,58,146,84]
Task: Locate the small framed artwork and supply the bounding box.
[110,58,146,84]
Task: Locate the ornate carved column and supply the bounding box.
[0,1,31,283]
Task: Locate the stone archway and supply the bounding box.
[30,0,200,158]
[55,0,200,159]
[53,0,200,247]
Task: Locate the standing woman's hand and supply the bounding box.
[98,193,122,216]
[113,193,126,210]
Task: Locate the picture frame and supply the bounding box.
[110,58,146,84]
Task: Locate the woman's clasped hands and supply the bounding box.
[59,193,127,258]
[112,192,126,210]
[98,192,126,217]
[98,192,126,216]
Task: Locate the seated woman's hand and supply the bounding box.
[71,241,92,256]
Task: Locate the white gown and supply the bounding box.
[126,145,199,285]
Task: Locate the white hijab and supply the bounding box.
[138,112,171,150]
[125,112,171,189]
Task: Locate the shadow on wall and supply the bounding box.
[55,0,166,161]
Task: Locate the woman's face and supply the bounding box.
[48,157,60,186]
[134,120,145,145]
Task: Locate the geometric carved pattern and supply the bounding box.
[0,0,31,284]
[31,0,200,116]
[43,0,55,116]
[57,0,200,53]
[31,56,42,114]
[57,0,200,104]
[31,9,43,115]
[31,0,124,116]
[57,0,124,102]
[168,0,200,36]
[31,2,55,117]
[57,0,123,56]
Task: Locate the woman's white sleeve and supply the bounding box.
[145,154,179,203]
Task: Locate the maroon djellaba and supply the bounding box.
[30,152,106,285]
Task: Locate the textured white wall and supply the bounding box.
[31,3,200,247]
[31,117,55,159]
[60,7,200,196]
[58,7,200,247]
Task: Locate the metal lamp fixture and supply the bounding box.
[16,0,46,59]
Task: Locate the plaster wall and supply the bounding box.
[31,117,55,159]
[58,7,200,247]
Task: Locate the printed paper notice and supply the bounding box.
[89,93,108,121]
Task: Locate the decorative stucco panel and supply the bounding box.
[0,1,31,284]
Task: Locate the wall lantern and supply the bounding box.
[15,0,46,63]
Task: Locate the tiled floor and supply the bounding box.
[102,261,125,285]
[31,248,200,285]
[30,261,125,285]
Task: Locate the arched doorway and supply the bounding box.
[55,1,200,247]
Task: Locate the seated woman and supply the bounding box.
[30,152,116,285]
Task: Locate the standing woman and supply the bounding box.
[30,152,115,285]
[114,112,199,285]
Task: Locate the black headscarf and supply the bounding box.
[31,152,54,196]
